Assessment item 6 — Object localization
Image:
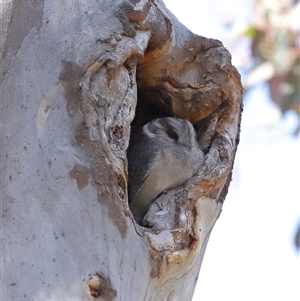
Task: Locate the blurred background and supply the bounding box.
[163,0,299,300]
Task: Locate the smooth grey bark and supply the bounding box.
[1,1,243,300]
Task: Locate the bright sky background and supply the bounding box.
[163,1,300,300]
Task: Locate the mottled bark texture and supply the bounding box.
[1,0,243,300]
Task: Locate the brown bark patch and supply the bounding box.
[69,164,90,190]
[59,61,85,117]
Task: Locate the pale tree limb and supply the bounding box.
[1,0,242,300]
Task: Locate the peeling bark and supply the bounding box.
[1,0,243,300]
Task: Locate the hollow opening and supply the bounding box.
[126,42,223,227]
[127,87,213,228]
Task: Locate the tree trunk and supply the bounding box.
[1,1,243,300]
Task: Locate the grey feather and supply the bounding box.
[127,117,204,224]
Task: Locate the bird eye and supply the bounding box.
[166,129,179,140]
